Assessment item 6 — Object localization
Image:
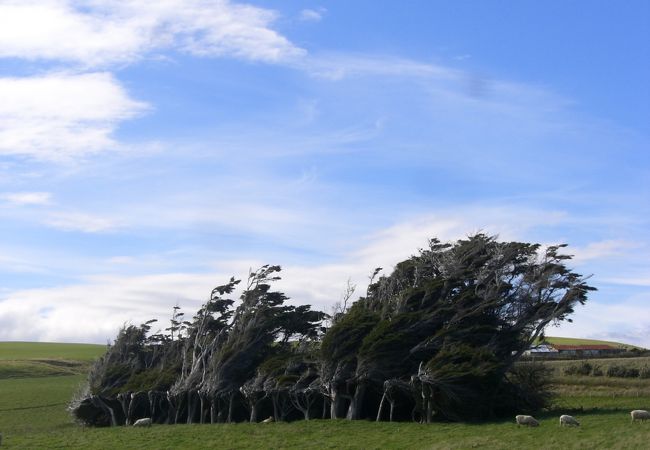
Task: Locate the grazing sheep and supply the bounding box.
[261,416,274,423]
[631,410,650,422]
[515,415,540,427]
[559,415,580,426]
[133,418,152,427]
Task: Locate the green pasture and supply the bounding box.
[541,336,643,350]
[0,342,105,380]
[543,356,650,377]
[0,342,105,362]
[1,342,650,449]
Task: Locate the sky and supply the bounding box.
[0,1,649,347]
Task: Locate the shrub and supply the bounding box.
[563,362,591,376]
[639,366,650,379]
[607,365,640,378]
[576,362,592,376]
[563,365,578,376]
[592,366,603,377]
[606,365,625,377]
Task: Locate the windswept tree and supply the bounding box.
[71,234,594,426]
[321,234,594,421]
[71,265,325,426]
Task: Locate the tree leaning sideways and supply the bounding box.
[70,234,594,425]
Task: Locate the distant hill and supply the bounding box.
[0,341,105,361]
[0,341,106,379]
[540,336,644,350]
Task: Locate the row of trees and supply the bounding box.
[70,234,595,426]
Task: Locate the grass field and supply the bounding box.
[541,336,643,350]
[1,342,650,449]
[0,342,106,361]
[0,342,105,380]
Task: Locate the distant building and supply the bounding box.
[551,344,624,357]
[523,344,559,357]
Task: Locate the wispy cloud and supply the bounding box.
[45,211,120,233]
[0,191,52,205]
[0,0,304,66]
[571,239,641,263]
[4,205,644,344]
[299,8,326,23]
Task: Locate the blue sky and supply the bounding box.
[0,1,648,346]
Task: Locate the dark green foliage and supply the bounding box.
[564,362,593,376]
[606,365,640,378]
[321,234,594,421]
[321,304,379,366]
[640,366,650,379]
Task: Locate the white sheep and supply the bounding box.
[515,415,540,427]
[630,410,650,422]
[133,418,152,427]
[261,416,274,423]
[559,414,580,426]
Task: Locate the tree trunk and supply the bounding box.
[148,391,156,423]
[186,391,194,424]
[389,400,395,422]
[376,391,386,422]
[117,393,129,425]
[227,393,234,423]
[199,392,206,424]
[250,400,259,423]
[210,397,217,424]
[330,386,341,419]
[166,392,176,425]
[271,392,279,422]
[346,383,365,420]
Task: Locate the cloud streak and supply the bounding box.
[0,0,304,66]
[3,206,646,345]
[0,191,52,205]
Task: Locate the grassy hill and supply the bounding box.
[1,341,649,448]
[0,341,105,379]
[540,336,644,350]
[0,341,106,361]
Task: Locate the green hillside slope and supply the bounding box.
[0,341,105,379]
[541,336,643,350]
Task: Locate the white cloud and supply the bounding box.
[0,0,304,66]
[0,206,617,343]
[0,191,52,205]
[0,273,218,343]
[45,211,120,233]
[302,53,457,82]
[555,293,650,349]
[570,239,641,263]
[299,8,326,22]
[0,72,147,161]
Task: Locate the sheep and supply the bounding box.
[133,418,152,427]
[630,410,650,422]
[261,416,274,423]
[515,415,540,427]
[559,414,580,426]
